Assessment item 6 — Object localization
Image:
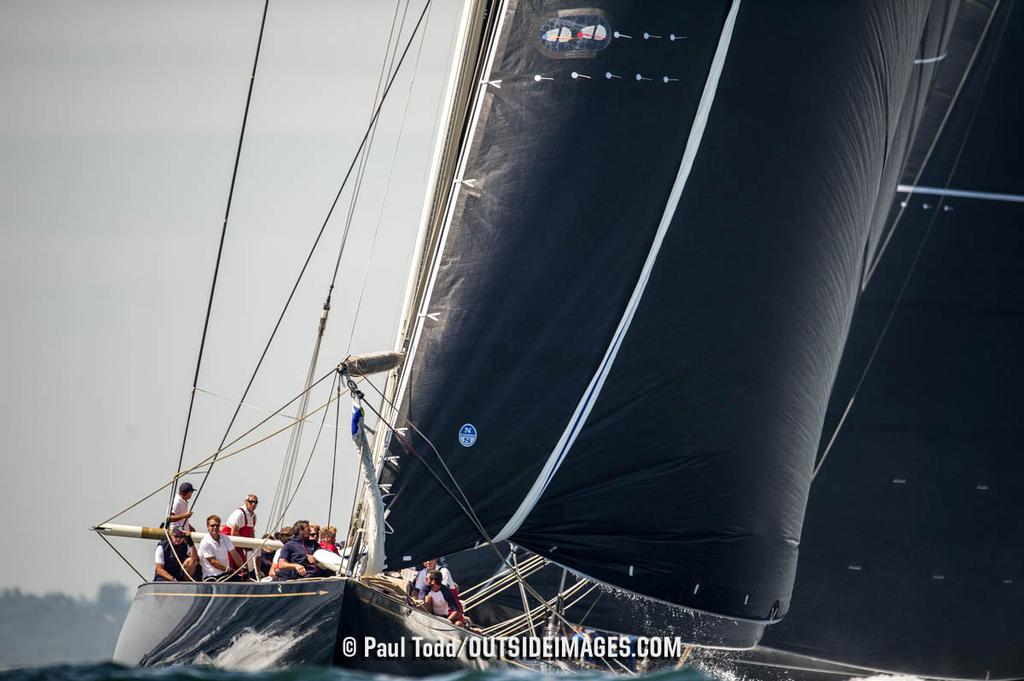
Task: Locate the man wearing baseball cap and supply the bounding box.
[167,482,195,534]
[154,529,196,582]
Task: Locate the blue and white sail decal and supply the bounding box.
[539,13,612,56]
[492,0,742,543]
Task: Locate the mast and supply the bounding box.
[345,0,497,573]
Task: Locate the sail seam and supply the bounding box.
[493,0,743,543]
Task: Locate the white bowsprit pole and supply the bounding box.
[92,523,282,551]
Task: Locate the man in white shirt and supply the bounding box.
[198,514,247,582]
[166,482,195,533]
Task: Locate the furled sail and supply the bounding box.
[377,0,962,643]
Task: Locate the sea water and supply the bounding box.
[0,663,925,681]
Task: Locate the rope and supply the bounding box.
[328,0,408,295]
[172,0,271,510]
[502,582,598,639]
[102,389,339,531]
[512,550,536,637]
[214,372,342,584]
[270,372,339,533]
[162,527,197,583]
[98,369,337,528]
[815,2,1013,479]
[357,376,635,675]
[97,533,147,582]
[674,645,694,669]
[344,1,432,354]
[191,0,434,506]
[327,376,342,527]
[194,386,342,429]
[460,554,546,604]
[270,0,416,529]
[264,333,332,533]
[576,587,603,627]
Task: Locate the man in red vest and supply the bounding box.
[223,494,258,571]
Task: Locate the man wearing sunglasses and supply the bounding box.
[198,515,248,582]
[223,495,259,571]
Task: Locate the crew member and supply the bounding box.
[198,515,247,582]
[154,529,195,582]
[274,520,318,581]
[223,494,258,570]
[419,570,466,626]
[166,482,194,533]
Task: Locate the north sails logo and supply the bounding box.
[459,424,478,447]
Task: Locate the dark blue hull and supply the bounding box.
[113,579,347,667]
[113,578,498,674]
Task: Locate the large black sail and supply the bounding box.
[380,0,949,637]
[759,0,1024,677]
[381,0,737,569]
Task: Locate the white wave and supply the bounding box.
[195,628,313,671]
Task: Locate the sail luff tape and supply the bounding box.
[342,351,405,376]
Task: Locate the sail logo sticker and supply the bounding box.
[538,13,611,56]
[459,424,478,447]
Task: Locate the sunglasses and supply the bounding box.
[246,499,258,504]
[208,523,221,528]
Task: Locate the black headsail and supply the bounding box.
[376,0,959,647]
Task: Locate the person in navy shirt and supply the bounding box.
[274,520,319,580]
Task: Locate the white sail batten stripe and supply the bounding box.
[896,183,1024,204]
[493,0,743,543]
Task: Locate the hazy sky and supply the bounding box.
[1,0,461,597]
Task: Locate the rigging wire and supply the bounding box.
[268,0,410,533]
[356,376,639,674]
[273,372,340,533]
[97,533,147,582]
[170,0,271,511]
[99,385,339,530]
[194,385,341,428]
[190,0,435,507]
[814,2,1013,480]
[217,371,342,583]
[327,376,342,527]
[328,0,409,293]
[98,369,337,528]
[344,1,431,354]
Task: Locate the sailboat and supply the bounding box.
[96,0,1023,677]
